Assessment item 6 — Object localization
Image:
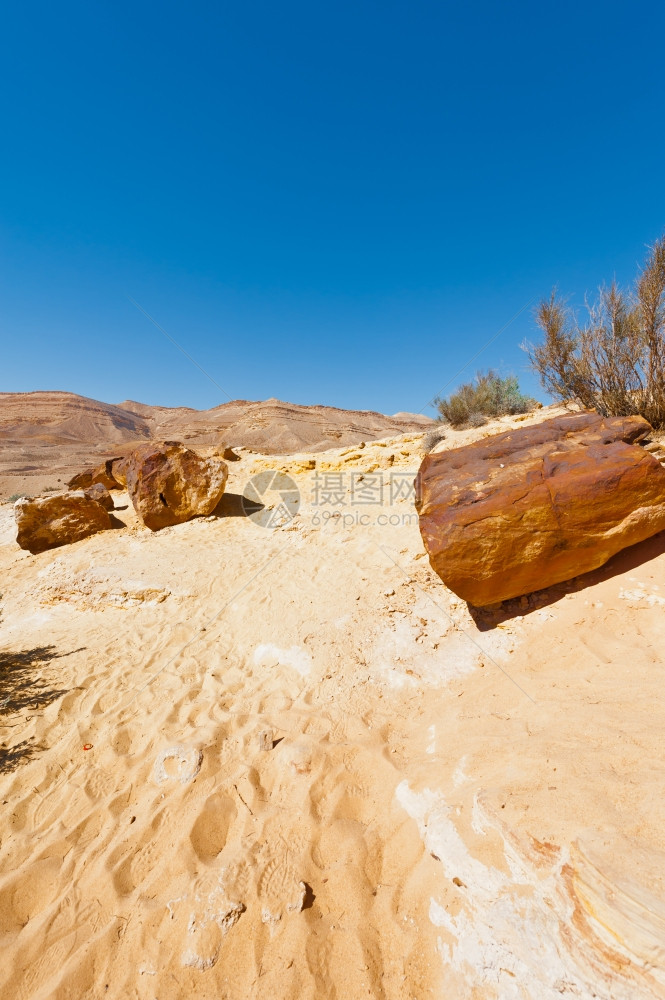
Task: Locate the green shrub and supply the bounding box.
[7,494,26,503]
[435,371,536,427]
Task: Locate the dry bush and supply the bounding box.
[467,411,488,427]
[435,371,536,428]
[422,427,447,451]
[527,235,665,426]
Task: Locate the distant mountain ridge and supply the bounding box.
[0,391,432,454]
[0,391,152,444]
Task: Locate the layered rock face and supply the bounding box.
[415,412,665,606]
[15,492,113,554]
[124,442,228,530]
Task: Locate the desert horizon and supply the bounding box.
[0,389,433,500]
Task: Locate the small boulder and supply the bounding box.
[83,483,115,511]
[125,441,228,530]
[67,458,123,491]
[15,492,113,554]
[415,412,665,606]
[67,470,95,489]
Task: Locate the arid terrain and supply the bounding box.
[2,404,665,998]
[0,391,432,499]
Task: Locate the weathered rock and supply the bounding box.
[83,483,115,511]
[67,469,95,489]
[67,458,123,490]
[125,441,228,530]
[415,412,665,607]
[15,492,113,554]
[110,455,131,487]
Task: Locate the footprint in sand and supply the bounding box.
[258,854,306,926]
[13,896,103,1000]
[110,724,148,756]
[0,857,62,935]
[189,792,237,862]
[84,767,116,800]
[153,745,202,785]
[221,858,252,899]
[168,872,245,971]
[112,839,161,895]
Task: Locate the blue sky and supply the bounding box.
[2,0,664,415]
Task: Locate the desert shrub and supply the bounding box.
[7,494,26,503]
[467,411,488,427]
[527,235,665,426]
[435,371,536,427]
[422,427,447,451]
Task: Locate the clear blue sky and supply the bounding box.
[2,0,663,415]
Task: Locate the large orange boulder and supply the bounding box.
[15,492,113,554]
[415,412,665,607]
[124,441,228,530]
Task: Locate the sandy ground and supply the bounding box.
[1,411,665,999]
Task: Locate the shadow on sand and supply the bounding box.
[211,491,265,519]
[0,644,83,773]
[468,530,665,631]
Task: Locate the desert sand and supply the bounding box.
[2,406,665,999]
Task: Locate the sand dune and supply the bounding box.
[1,410,665,998]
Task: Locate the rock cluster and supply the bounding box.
[17,441,229,552]
[415,412,665,606]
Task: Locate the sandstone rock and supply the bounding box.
[125,441,228,530]
[67,469,95,489]
[415,412,665,607]
[67,458,123,490]
[83,483,115,511]
[110,455,131,487]
[15,492,113,554]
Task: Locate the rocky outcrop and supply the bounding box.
[15,492,113,554]
[124,441,228,530]
[415,412,665,606]
[67,458,123,490]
